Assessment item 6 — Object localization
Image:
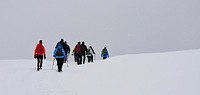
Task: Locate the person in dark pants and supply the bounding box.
[34,40,46,71]
[63,41,70,63]
[101,47,109,60]
[53,43,66,72]
[56,58,64,72]
[86,46,95,63]
[75,42,82,65]
[81,41,87,64]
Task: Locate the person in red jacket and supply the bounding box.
[34,40,46,71]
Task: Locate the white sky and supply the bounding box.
[0,0,200,60]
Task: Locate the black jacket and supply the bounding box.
[81,44,87,55]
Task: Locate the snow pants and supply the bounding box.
[76,52,82,65]
[56,58,64,72]
[103,56,107,60]
[36,55,43,70]
[82,54,86,64]
[87,55,94,63]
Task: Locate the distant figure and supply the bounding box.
[53,43,66,72]
[101,47,109,60]
[71,48,77,63]
[63,41,70,63]
[34,40,46,71]
[86,46,95,63]
[75,42,82,65]
[81,41,87,64]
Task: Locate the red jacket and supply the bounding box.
[34,43,46,56]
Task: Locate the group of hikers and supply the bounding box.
[34,39,109,72]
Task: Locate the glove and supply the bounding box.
[34,55,37,59]
[44,56,46,59]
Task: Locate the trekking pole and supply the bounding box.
[52,57,55,70]
[94,54,96,61]
[66,54,69,67]
[67,60,69,67]
[35,59,37,70]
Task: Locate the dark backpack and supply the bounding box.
[56,48,64,56]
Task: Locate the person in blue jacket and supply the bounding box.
[101,47,109,60]
[53,43,66,72]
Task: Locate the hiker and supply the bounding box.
[81,41,87,64]
[71,48,77,63]
[75,42,82,65]
[34,40,46,71]
[53,43,66,72]
[63,41,70,63]
[86,46,95,63]
[101,47,109,60]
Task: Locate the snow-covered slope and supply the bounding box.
[0,49,200,95]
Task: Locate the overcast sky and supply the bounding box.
[0,0,200,60]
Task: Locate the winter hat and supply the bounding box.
[39,40,42,43]
[61,38,64,42]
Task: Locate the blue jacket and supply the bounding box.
[101,49,109,58]
[53,45,66,59]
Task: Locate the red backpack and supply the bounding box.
[75,44,81,53]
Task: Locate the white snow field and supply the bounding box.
[0,49,200,95]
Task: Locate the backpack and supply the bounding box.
[56,47,64,56]
[75,45,81,53]
[86,48,91,55]
[102,49,107,55]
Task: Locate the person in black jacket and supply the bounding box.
[63,41,70,62]
[81,41,87,64]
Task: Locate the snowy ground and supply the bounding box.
[0,49,200,95]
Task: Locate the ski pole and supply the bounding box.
[94,54,96,61]
[66,53,69,67]
[67,60,69,67]
[52,57,55,70]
